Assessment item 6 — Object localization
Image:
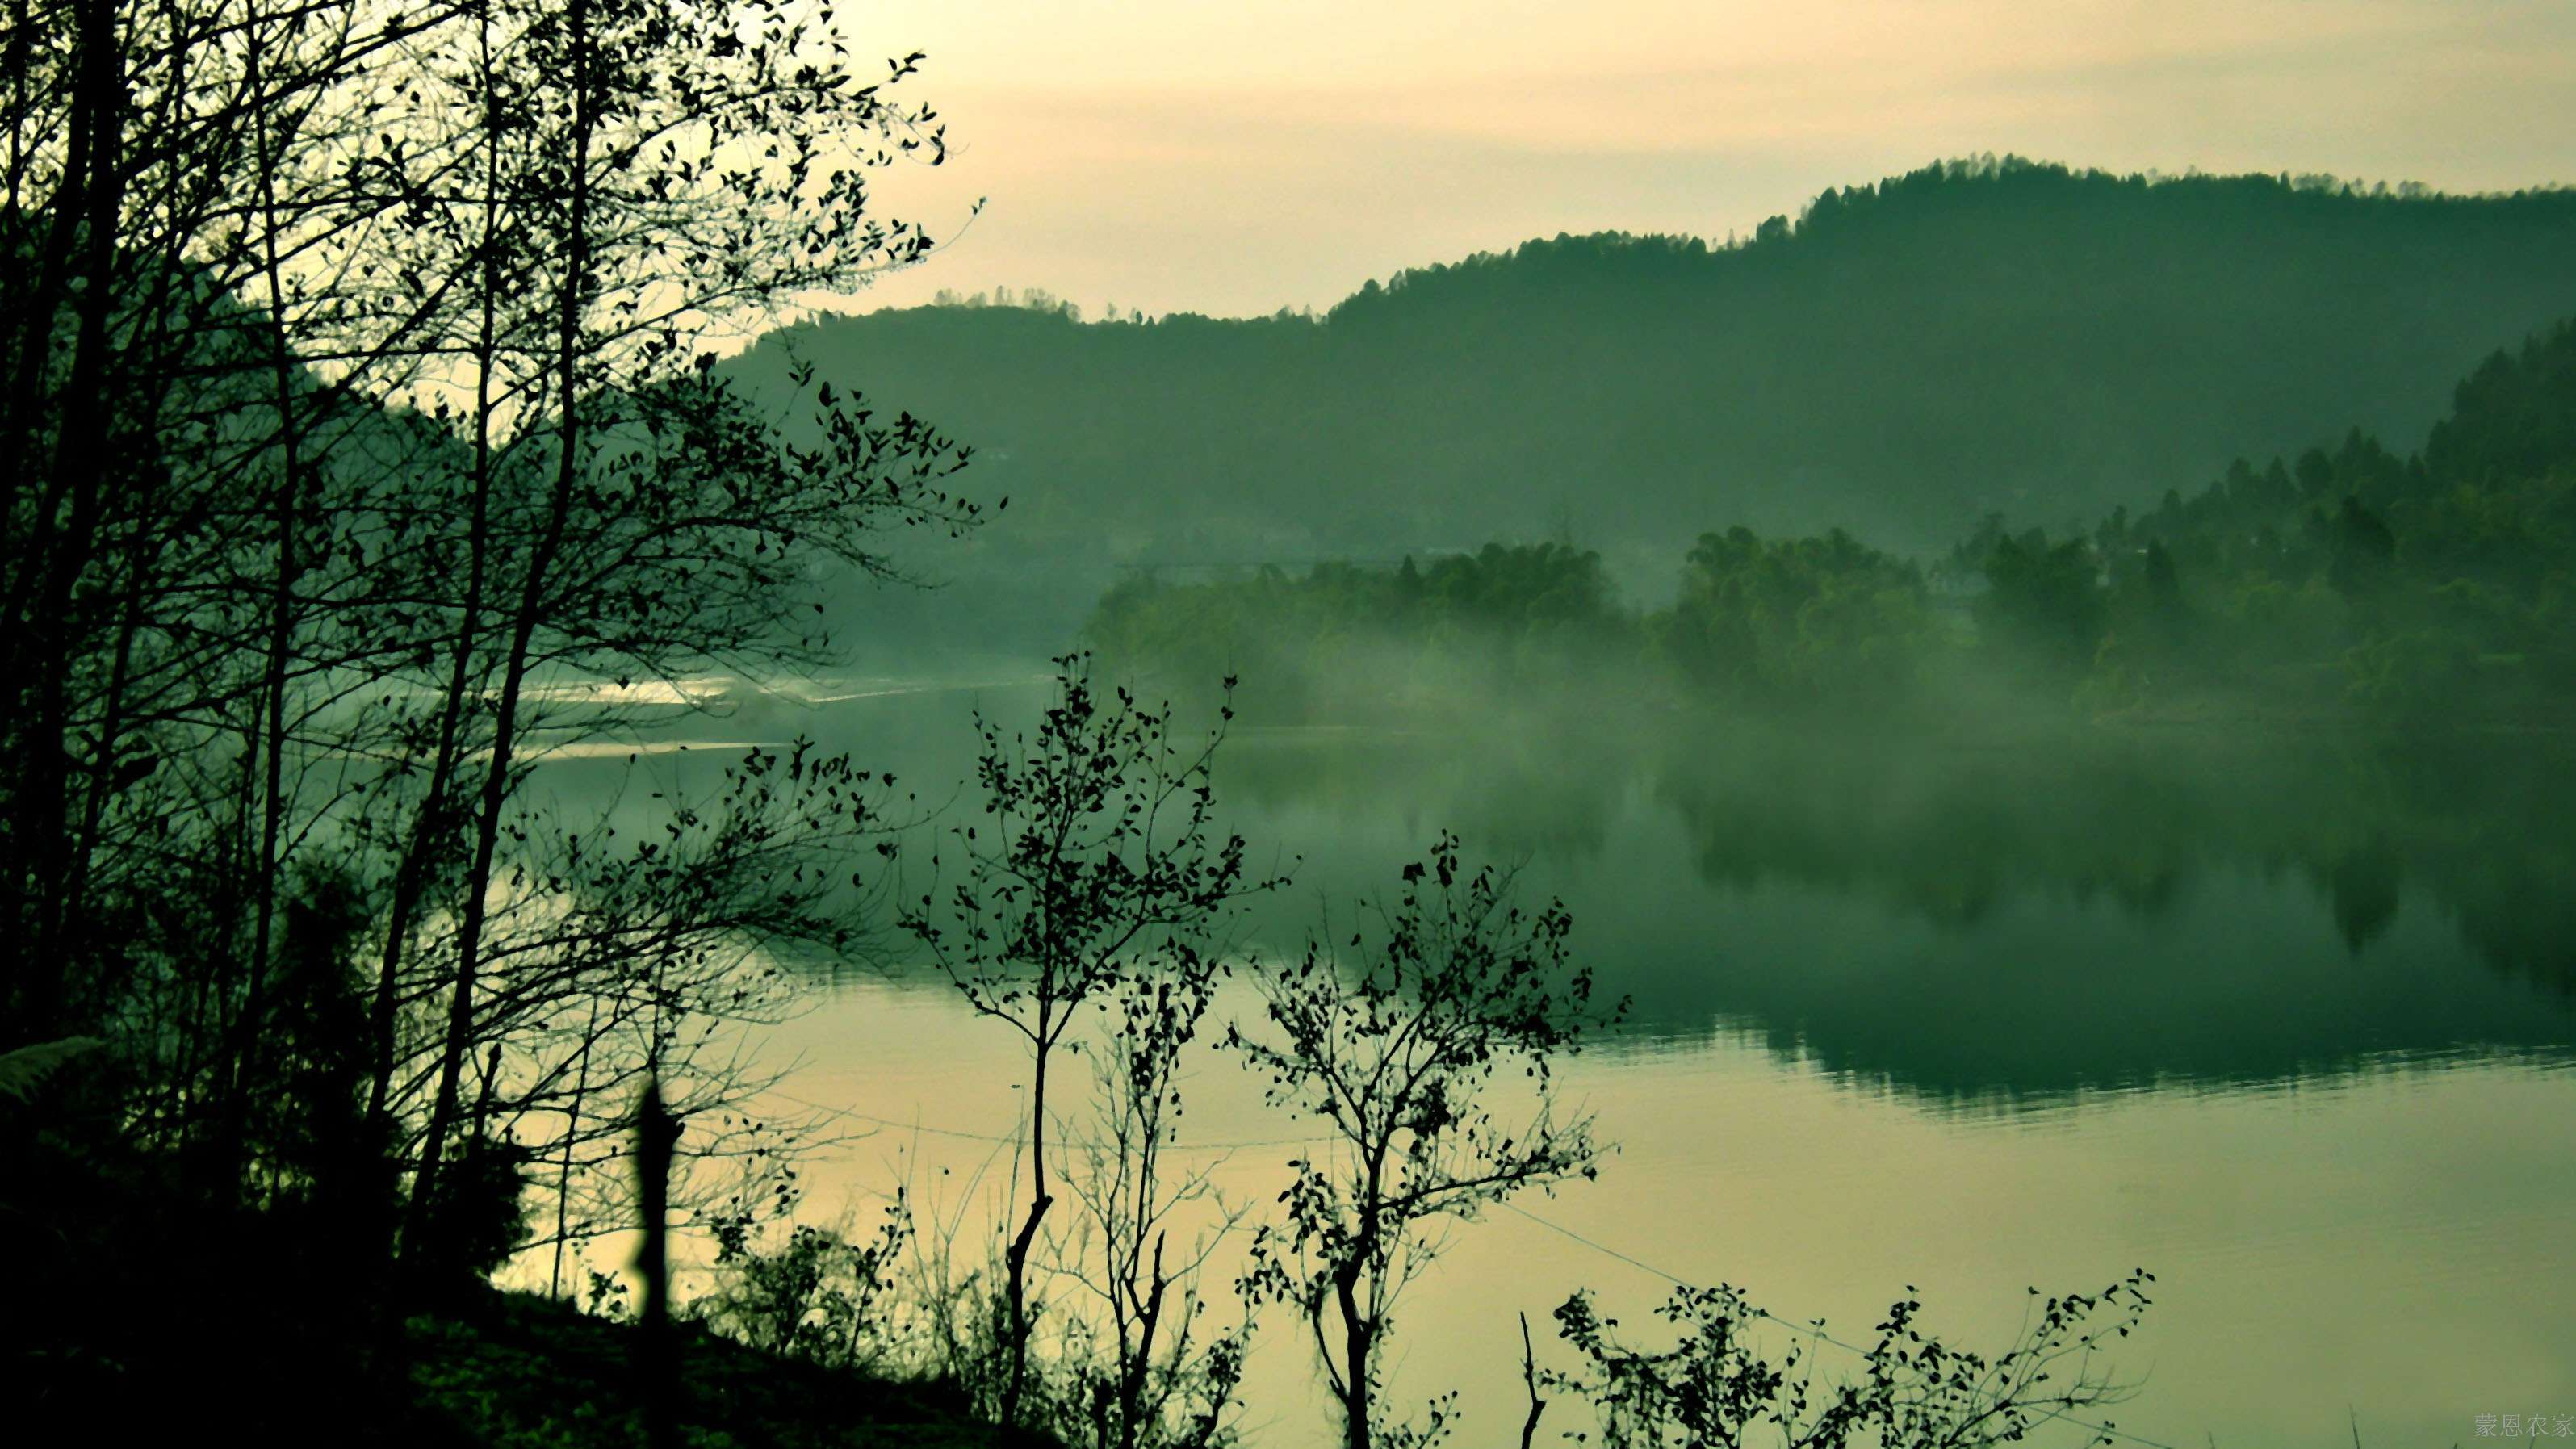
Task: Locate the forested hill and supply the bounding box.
[736,157,2576,582]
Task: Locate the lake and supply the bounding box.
[601,676,2576,1447]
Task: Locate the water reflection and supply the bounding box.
[585,681,2576,1103]
[1204,718,2576,1102]
[590,681,2576,1446]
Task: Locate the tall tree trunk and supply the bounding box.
[550,995,600,1299]
[5,0,124,1041]
[365,0,507,1144]
[635,1076,680,1449]
[404,0,594,1266]
[1001,1010,1056,1427]
[220,10,308,1185]
[1335,1256,1373,1449]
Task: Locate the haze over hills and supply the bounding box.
[733,157,2576,653]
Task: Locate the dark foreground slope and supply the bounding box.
[739,158,2576,643]
[406,1292,1049,1449]
[24,1279,1045,1448]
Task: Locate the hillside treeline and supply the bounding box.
[1087,316,2576,728]
[741,157,2576,584]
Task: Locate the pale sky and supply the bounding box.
[837,0,2576,319]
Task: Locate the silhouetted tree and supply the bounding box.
[900,655,1271,1430]
[0,0,980,1418]
[1548,1270,2155,1448]
[2327,496,2398,600]
[1231,835,1619,1449]
[1979,530,2105,671]
[1060,949,1255,1449]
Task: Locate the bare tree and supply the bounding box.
[1229,833,1620,1449]
[899,655,1276,1430]
[1059,950,1254,1449]
[393,0,978,1266]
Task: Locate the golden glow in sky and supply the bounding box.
[841,0,2576,317]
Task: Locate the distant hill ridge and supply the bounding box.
[735,157,2576,584]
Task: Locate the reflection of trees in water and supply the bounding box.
[1211,718,2576,1003]
[2321,842,2402,954]
[1654,733,2224,931]
[2423,753,2576,998]
[1213,718,2576,1102]
[1221,721,1629,864]
[868,703,2576,1101]
[2300,741,2576,997]
[2453,893,2576,998]
[1652,727,2575,995]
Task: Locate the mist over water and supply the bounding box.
[586,670,2576,1446]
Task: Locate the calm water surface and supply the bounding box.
[604,678,2576,1447]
